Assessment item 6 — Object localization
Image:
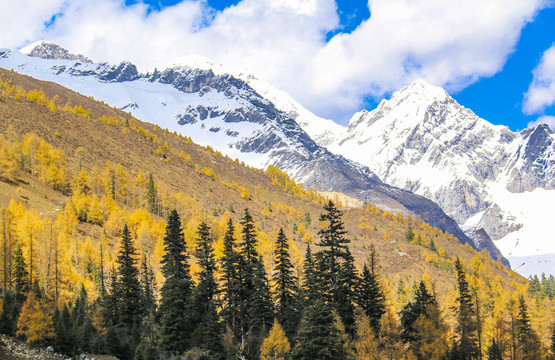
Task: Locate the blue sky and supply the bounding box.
[2,0,555,131]
[129,0,555,130]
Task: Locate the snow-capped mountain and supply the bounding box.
[0,41,504,266]
[312,80,554,276]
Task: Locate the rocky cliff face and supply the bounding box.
[0,43,509,266]
[307,80,554,274]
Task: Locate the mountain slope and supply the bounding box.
[0,43,506,265]
[0,68,522,304]
[315,80,554,276]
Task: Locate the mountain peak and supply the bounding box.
[19,40,92,63]
[396,78,449,103]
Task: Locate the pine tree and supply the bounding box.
[357,263,385,335]
[221,219,241,334]
[13,244,28,303]
[454,258,479,359]
[158,210,193,354]
[249,257,274,336]
[300,244,319,304]
[146,173,157,214]
[354,313,381,360]
[405,225,414,242]
[238,208,262,334]
[335,248,358,334]
[486,339,503,360]
[140,256,156,317]
[192,222,222,356]
[53,304,74,355]
[400,280,436,343]
[273,228,298,339]
[317,200,349,291]
[292,298,345,360]
[114,224,143,328]
[16,292,54,345]
[516,296,542,359]
[0,291,19,336]
[411,300,449,360]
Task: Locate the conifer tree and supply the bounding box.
[53,304,74,355]
[405,225,414,242]
[357,263,385,335]
[273,228,298,339]
[400,280,436,343]
[454,258,479,359]
[0,291,18,335]
[336,248,358,334]
[13,244,28,303]
[300,244,319,304]
[114,224,143,328]
[292,298,345,360]
[317,200,349,290]
[516,295,542,359]
[140,256,156,317]
[486,339,503,360]
[158,210,193,354]
[192,222,222,356]
[249,257,274,336]
[146,173,157,214]
[221,219,241,334]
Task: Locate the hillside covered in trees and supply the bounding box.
[0,68,553,359]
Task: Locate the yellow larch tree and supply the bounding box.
[260,319,291,360]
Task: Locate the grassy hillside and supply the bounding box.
[0,68,552,354]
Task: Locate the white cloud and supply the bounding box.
[527,115,555,130]
[0,0,548,121]
[523,44,555,115]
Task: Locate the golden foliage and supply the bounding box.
[260,319,291,360]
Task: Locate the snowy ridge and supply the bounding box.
[314,79,555,276]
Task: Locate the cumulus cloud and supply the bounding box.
[0,0,548,121]
[527,115,555,130]
[523,44,555,115]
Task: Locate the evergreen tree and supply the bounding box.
[405,225,415,242]
[249,257,274,336]
[454,258,479,359]
[13,244,28,303]
[272,228,298,339]
[357,263,385,335]
[140,256,156,317]
[335,248,358,334]
[400,280,436,343]
[486,339,503,360]
[300,244,319,305]
[516,296,542,359]
[53,304,74,355]
[192,222,222,356]
[292,299,345,360]
[0,291,19,336]
[317,201,349,292]
[221,219,241,334]
[158,210,193,354]
[238,208,262,334]
[146,173,157,214]
[114,224,143,328]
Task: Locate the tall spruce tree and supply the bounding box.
[158,210,193,354]
[13,244,28,303]
[249,257,274,336]
[221,219,241,334]
[146,173,157,214]
[317,200,349,291]
[272,228,298,339]
[516,296,542,359]
[400,280,436,343]
[357,263,385,335]
[238,208,261,333]
[114,224,143,328]
[192,222,222,356]
[317,201,356,331]
[454,258,479,359]
[292,298,346,360]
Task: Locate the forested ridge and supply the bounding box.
[0,69,553,359]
